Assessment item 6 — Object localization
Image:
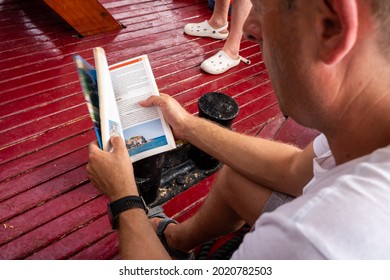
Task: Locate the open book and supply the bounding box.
[74,47,176,162]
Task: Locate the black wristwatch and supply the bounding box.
[108,196,148,230]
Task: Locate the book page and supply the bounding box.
[93,47,124,152]
[109,55,176,162]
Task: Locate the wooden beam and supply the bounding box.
[42,0,122,37]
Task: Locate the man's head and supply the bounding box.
[244,0,390,132]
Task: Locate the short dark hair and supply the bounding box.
[282,0,296,10]
[369,0,390,57]
[281,0,390,58]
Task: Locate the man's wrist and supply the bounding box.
[108,195,148,230]
[107,182,139,202]
[109,192,138,202]
[181,114,202,142]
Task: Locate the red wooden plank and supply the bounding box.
[233,104,283,135]
[257,115,287,140]
[1,63,85,94]
[0,2,53,23]
[158,48,261,95]
[0,183,100,247]
[0,4,209,81]
[0,82,81,108]
[228,91,278,130]
[0,105,88,148]
[0,148,88,203]
[0,118,92,165]
[0,17,72,45]
[163,174,216,218]
[26,215,113,260]
[0,94,86,132]
[1,19,64,41]
[0,131,93,182]
[0,34,61,54]
[153,40,257,83]
[274,118,320,149]
[183,72,272,116]
[0,196,106,260]
[69,232,119,260]
[112,1,209,24]
[168,57,264,107]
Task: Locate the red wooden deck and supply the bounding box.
[0,0,319,259]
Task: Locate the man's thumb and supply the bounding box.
[110,136,126,153]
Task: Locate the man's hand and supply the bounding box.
[87,136,138,202]
[139,93,194,140]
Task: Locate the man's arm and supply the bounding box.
[185,118,315,196]
[87,137,171,259]
[140,94,315,196]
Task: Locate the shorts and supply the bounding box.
[261,191,295,214]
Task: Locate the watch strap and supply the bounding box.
[108,196,148,230]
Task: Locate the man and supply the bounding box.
[87,0,390,259]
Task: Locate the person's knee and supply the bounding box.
[215,165,242,197]
[214,165,271,225]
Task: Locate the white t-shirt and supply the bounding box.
[232,134,390,259]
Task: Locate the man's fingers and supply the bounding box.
[89,140,103,155]
[87,141,99,178]
[138,96,156,107]
[110,136,127,155]
[139,95,167,108]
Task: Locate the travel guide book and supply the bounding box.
[74,47,176,162]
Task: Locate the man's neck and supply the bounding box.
[328,131,390,165]
[326,91,390,165]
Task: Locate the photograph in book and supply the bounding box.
[74,47,176,162]
[108,120,121,137]
[73,55,103,149]
[123,119,168,156]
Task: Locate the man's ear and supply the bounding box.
[317,0,358,65]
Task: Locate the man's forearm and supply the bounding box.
[183,116,314,195]
[139,94,314,195]
[118,209,171,259]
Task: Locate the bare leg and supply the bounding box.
[222,0,253,59]
[151,165,273,252]
[208,0,231,31]
[199,0,253,74]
